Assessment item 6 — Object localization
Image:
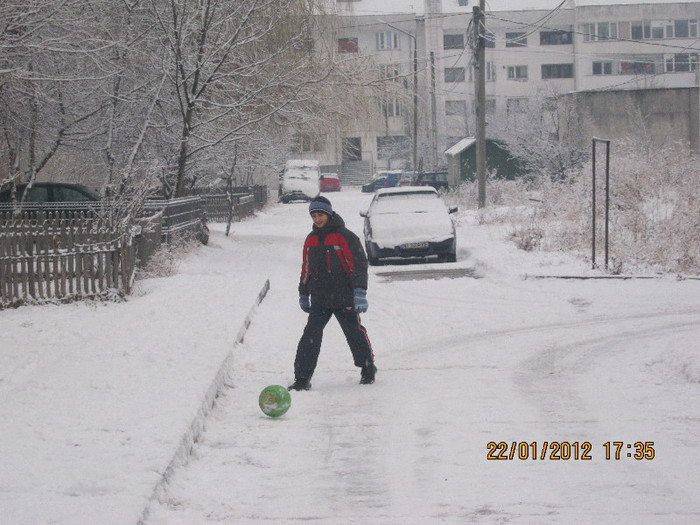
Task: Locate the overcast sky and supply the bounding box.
[333,0,698,15]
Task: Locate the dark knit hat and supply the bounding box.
[309,195,333,216]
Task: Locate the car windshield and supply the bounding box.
[372,192,444,214]
[285,169,315,180]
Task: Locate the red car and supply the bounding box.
[320,173,341,192]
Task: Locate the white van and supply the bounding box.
[279,159,321,203]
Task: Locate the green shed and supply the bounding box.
[445,137,524,186]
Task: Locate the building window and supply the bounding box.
[665,53,700,72]
[507,65,528,80]
[540,30,573,45]
[674,19,699,38]
[592,61,613,75]
[377,31,400,50]
[484,30,496,48]
[620,60,655,75]
[631,22,645,40]
[469,61,495,81]
[458,0,469,6]
[581,22,618,41]
[445,67,466,82]
[380,63,402,81]
[381,98,403,117]
[293,134,323,153]
[542,63,574,79]
[444,33,465,49]
[650,21,667,39]
[445,100,467,116]
[338,38,358,53]
[628,19,699,40]
[505,32,527,47]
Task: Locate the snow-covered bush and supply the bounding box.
[135,238,199,280]
[448,143,699,275]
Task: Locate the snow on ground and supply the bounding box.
[2,189,699,524]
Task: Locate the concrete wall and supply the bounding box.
[568,87,700,152]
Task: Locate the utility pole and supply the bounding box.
[412,34,418,171]
[430,51,438,169]
[474,0,487,208]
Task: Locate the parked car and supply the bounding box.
[279,159,320,203]
[319,173,341,192]
[360,187,458,265]
[415,170,449,191]
[0,182,101,203]
[397,171,417,186]
[361,170,404,193]
[361,176,386,193]
[378,170,403,189]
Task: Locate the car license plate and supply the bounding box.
[402,242,429,249]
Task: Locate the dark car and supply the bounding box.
[415,171,449,191]
[360,187,458,265]
[361,176,386,193]
[0,182,100,203]
[361,171,404,193]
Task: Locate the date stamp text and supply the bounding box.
[486,441,655,461]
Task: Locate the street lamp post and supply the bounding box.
[378,19,418,171]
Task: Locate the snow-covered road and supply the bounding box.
[143,190,700,524]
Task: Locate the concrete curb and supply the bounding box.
[524,274,700,281]
[137,278,271,524]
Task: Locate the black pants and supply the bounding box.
[294,303,374,380]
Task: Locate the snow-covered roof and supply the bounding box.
[445,137,476,156]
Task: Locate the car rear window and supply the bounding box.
[373,192,444,213]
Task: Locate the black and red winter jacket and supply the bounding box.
[298,212,368,309]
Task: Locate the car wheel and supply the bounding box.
[441,253,456,263]
[366,242,380,266]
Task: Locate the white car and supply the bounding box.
[360,187,458,265]
[279,159,320,203]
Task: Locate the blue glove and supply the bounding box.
[299,294,311,313]
[353,288,368,313]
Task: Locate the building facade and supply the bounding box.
[305,1,699,180]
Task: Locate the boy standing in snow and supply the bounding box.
[288,196,376,391]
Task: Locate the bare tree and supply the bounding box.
[1,0,402,197]
[496,91,590,180]
[148,0,322,195]
[0,1,154,190]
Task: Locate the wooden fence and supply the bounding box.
[0,217,136,308]
[143,197,207,243]
[0,186,267,308]
[202,193,256,223]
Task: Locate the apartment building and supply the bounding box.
[308,0,699,178]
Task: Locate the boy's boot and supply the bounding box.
[360,363,377,385]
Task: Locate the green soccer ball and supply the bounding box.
[259,385,291,418]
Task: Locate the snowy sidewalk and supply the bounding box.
[0,225,272,525]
